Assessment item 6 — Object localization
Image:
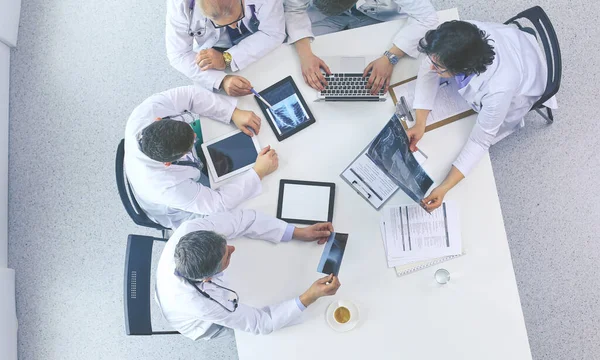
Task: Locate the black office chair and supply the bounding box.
[115,139,170,237]
[505,6,561,124]
[124,234,179,335]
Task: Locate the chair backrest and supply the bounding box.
[124,234,178,335]
[504,6,561,109]
[115,139,168,231]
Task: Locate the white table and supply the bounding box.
[202,8,532,360]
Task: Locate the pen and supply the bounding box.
[439,81,449,88]
[400,96,414,122]
[250,88,273,108]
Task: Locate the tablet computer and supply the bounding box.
[255,76,316,141]
[276,180,335,225]
[201,130,261,183]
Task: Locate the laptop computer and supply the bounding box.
[316,56,386,102]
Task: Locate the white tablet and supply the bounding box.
[201,130,261,183]
[276,180,336,225]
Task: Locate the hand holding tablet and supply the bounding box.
[253,146,279,180]
[201,130,279,183]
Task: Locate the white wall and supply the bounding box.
[0,0,21,47]
[0,43,8,268]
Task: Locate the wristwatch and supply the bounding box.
[384,50,399,65]
[223,52,233,69]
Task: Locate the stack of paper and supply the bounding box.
[380,201,464,276]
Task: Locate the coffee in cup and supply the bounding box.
[333,306,351,324]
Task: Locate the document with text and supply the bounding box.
[381,201,462,266]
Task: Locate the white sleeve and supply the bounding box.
[182,209,289,243]
[158,85,237,124]
[453,91,513,176]
[391,0,438,58]
[283,0,314,44]
[227,0,286,71]
[164,169,263,216]
[203,298,302,335]
[165,0,228,90]
[176,211,302,335]
[412,57,440,110]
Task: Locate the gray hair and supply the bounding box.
[174,230,227,280]
[198,0,237,20]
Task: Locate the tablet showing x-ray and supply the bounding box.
[255,76,316,141]
[201,130,261,183]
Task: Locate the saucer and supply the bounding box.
[325,300,360,332]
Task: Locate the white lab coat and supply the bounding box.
[124,86,262,229]
[155,210,303,340]
[413,21,558,176]
[283,0,438,57]
[166,0,286,91]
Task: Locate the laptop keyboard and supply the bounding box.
[320,73,385,99]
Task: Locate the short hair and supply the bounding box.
[199,0,236,19]
[174,231,227,280]
[312,0,356,16]
[140,119,194,163]
[418,21,495,76]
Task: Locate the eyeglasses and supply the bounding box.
[429,56,449,74]
[210,0,245,29]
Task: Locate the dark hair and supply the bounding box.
[174,231,227,280]
[140,119,194,163]
[418,21,495,76]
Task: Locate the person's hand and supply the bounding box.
[253,146,278,179]
[421,185,448,213]
[406,122,426,152]
[293,223,333,244]
[196,48,226,71]
[221,75,252,97]
[363,56,394,95]
[299,274,341,307]
[231,109,261,136]
[299,52,331,91]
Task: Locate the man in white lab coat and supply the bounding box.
[284,0,438,94]
[124,85,279,229]
[155,210,341,340]
[408,21,557,211]
[166,0,286,96]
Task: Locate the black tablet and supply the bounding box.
[276,179,335,225]
[255,76,316,141]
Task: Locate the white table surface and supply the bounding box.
[201,8,532,360]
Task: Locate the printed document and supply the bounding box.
[381,201,462,266]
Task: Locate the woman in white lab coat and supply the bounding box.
[166,0,286,96]
[409,20,557,211]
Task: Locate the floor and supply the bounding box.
[7,0,599,359]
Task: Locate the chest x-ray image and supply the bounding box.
[366,115,433,202]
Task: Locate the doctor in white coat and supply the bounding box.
[409,20,557,211]
[284,0,438,94]
[124,85,278,229]
[155,210,341,340]
[166,0,286,96]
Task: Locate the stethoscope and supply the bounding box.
[137,110,204,171]
[187,0,203,36]
[175,270,239,313]
[186,0,259,38]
